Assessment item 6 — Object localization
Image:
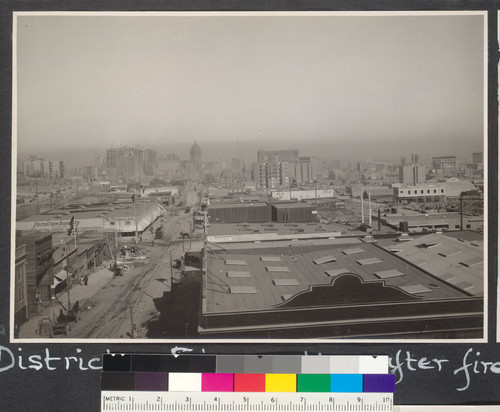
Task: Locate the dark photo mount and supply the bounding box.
[0,2,498,411]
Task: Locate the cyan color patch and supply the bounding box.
[330,374,363,392]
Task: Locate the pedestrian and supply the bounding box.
[79,276,84,286]
[57,309,67,324]
[72,301,81,321]
[84,275,88,286]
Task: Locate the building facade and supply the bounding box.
[106,146,145,181]
[14,244,28,326]
[17,232,54,318]
[257,149,299,163]
[190,142,202,174]
[432,156,457,177]
[393,183,447,203]
[399,164,426,185]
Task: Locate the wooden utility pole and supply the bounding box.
[459,194,463,231]
[130,307,135,339]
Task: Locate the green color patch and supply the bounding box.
[297,374,331,392]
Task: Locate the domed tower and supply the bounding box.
[190,141,202,172]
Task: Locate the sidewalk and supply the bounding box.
[19,263,115,338]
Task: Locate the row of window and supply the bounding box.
[400,189,445,195]
[109,220,132,226]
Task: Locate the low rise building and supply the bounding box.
[16,232,54,317]
[270,189,334,201]
[193,236,482,338]
[393,183,447,203]
[14,244,28,326]
[346,185,394,200]
[16,200,164,237]
[380,211,483,232]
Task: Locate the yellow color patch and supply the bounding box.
[265,374,296,392]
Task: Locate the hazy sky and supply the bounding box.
[16,13,485,163]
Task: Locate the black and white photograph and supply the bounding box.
[11,11,487,342]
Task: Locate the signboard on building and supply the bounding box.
[17,218,104,232]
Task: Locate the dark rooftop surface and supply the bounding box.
[377,232,483,297]
[271,203,314,209]
[207,222,349,239]
[208,202,269,209]
[204,238,472,314]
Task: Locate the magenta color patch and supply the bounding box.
[202,373,234,392]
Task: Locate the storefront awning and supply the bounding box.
[53,269,69,287]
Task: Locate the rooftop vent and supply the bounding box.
[459,257,483,267]
[273,279,300,286]
[342,247,365,255]
[225,259,247,266]
[325,268,349,277]
[229,286,257,294]
[266,266,290,272]
[313,255,337,265]
[400,285,432,294]
[374,269,404,279]
[438,249,462,257]
[227,271,251,278]
[261,256,282,262]
[356,257,383,266]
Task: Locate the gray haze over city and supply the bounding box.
[13,12,486,344]
[15,13,484,165]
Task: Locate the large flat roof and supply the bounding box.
[388,233,484,297]
[207,222,349,237]
[271,203,314,209]
[204,239,470,314]
[17,201,159,222]
[208,202,269,209]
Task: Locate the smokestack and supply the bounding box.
[361,192,364,224]
[368,191,372,227]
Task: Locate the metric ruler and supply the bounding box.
[101,391,393,411]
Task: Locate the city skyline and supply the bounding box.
[17,139,483,171]
[15,12,485,163]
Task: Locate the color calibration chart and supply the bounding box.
[101,354,395,411]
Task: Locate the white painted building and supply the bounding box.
[270,188,335,201]
[393,183,447,203]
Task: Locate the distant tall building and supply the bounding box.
[253,162,291,189]
[18,156,64,179]
[399,154,425,185]
[17,160,25,176]
[253,150,319,188]
[232,158,246,172]
[432,156,457,177]
[293,157,319,183]
[399,164,426,185]
[106,146,144,181]
[472,152,483,164]
[190,142,202,173]
[257,149,299,163]
[84,166,98,181]
[25,156,44,177]
[144,149,158,176]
